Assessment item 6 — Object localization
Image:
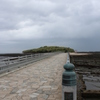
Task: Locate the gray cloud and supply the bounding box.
[0,0,100,53]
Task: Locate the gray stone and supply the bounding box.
[30,97,37,100]
[10,87,18,94]
[44,90,51,95]
[30,93,39,100]
[36,90,43,94]
[43,94,48,99]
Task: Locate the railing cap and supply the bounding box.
[64,62,75,71]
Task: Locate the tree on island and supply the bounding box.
[23,46,74,54]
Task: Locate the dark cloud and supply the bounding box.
[1,37,100,53]
[0,0,100,53]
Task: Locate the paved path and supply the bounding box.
[0,53,67,100]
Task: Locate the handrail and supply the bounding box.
[0,52,61,74]
[0,54,34,67]
[66,52,70,63]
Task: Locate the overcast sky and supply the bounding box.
[0,0,100,53]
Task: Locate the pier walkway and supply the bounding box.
[0,53,67,100]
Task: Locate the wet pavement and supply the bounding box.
[0,53,67,100]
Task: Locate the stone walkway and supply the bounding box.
[0,53,67,100]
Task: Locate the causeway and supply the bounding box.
[0,53,67,100]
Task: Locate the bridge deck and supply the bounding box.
[0,53,67,100]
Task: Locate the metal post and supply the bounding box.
[18,56,21,62]
[31,54,33,58]
[7,57,10,66]
[62,53,77,100]
[26,55,27,59]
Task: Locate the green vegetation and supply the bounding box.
[23,46,74,53]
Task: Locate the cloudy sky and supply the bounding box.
[0,0,100,53]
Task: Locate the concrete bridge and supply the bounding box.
[0,53,67,100]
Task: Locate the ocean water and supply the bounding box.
[83,75,100,90]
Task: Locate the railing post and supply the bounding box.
[7,57,10,65]
[18,56,21,62]
[62,53,77,100]
[25,55,28,60]
[31,54,33,58]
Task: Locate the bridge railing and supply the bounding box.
[0,54,34,67]
[0,52,61,74]
[66,52,70,63]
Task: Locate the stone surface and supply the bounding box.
[0,53,67,100]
